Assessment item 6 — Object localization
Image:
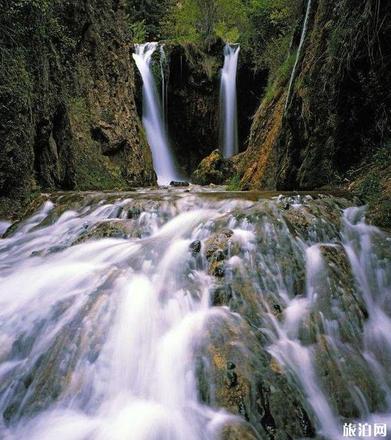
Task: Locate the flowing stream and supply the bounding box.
[220,44,240,158]
[132,43,178,185]
[0,189,390,439]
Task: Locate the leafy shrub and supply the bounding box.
[227,174,242,190]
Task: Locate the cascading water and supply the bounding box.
[160,44,168,127]
[285,0,312,111]
[132,43,178,185]
[220,44,240,159]
[0,189,390,439]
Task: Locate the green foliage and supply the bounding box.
[263,51,296,105]
[373,144,391,167]
[246,0,300,69]
[357,172,381,200]
[227,174,242,191]
[0,49,32,113]
[128,20,147,43]
[126,0,171,40]
[162,0,300,72]
[162,0,249,45]
[0,0,76,109]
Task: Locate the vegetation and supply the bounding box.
[125,0,172,40]
[0,0,76,136]
[227,174,242,191]
[158,0,300,70]
[263,51,296,105]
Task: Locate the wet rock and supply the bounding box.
[281,196,352,241]
[198,313,316,439]
[205,229,234,260]
[191,150,237,185]
[169,181,190,187]
[73,220,132,244]
[314,336,387,420]
[189,240,201,254]
[2,290,111,423]
[304,244,367,345]
[209,261,225,277]
[211,285,232,306]
[220,422,263,440]
[294,243,387,419]
[204,229,236,278]
[226,368,238,388]
[127,207,141,219]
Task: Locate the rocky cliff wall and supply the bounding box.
[0,0,156,218]
[237,0,391,227]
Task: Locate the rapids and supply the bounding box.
[0,188,390,439]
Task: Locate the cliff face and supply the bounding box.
[239,0,391,197]
[0,0,156,217]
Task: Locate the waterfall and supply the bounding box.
[0,189,390,439]
[220,44,240,159]
[285,0,312,111]
[159,44,168,127]
[132,43,178,185]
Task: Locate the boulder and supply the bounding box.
[191,150,236,185]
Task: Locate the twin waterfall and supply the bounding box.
[133,43,240,183]
[220,44,240,159]
[132,43,178,185]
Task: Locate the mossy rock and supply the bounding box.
[191,150,236,185]
[314,336,387,420]
[302,244,367,345]
[220,421,264,440]
[73,220,134,244]
[197,313,316,439]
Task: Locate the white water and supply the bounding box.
[133,43,178,185]
[0,191,390,439]
[160,44,168,127]
[285,0,312,111]
[0,192,241,440]
[220,44,240,158]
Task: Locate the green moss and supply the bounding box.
[67,97,124,191]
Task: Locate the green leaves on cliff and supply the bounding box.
[126,0,171,40]
[162,0,249,45]
[0,0,76,128]
[160,0,300,70]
